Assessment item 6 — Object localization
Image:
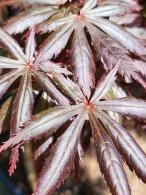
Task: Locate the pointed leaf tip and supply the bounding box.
[33,110,86,195]
[91,62,119,102]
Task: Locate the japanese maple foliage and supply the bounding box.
[0,0,146,195]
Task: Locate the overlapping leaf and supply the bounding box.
[51,72,85,103]
[0,69,24,99]
[0,1,146,195]
[1,48,146,195]
[86,17,146,56]
[89,112,131,195]
[0,26,76,175]
[3,0,144,96]
[91,63,119,102]
[0,28,26,60]
[0,27,70,104]
[33,110,86,195]
[33,70,70,105]
[101,0,141,11]
[87,23,146,88]
[33,0,146,91]
[0,104,83,153]
[72,20,95,98]
[89,68,146,183]
[9,71,34,175]
[34,137,53,160]
[37,23,75,61]
[97,110,146,183]
[4,6,58,34]
[23,0,70,5]
[95,98,146,119]
[0,0,70,7]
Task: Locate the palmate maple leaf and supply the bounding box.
[32,0,146,98]
[1,1,146,195]
[0,27,73,175]
[0,0,71,7]
[1,0,146,98]
[1,0,74,34]
[1,64,146,195]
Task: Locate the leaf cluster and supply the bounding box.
[0,1,146,195]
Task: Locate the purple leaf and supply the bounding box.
[4,6,58,34]
[40,15,76,33]
[0,104,83,153]
[34,137,53,160]
[95,98,146,119]
[37,23,74,61]
[9,71,34,175]
[91,63,119,102]
[33,70,70,105]
[81,0,97,14]
[10,71,34,133]
[38,61,71,75]
[88,17,146,56]
[87,23,146,88]
[102,0,141,12]
[110,13,139,25]
[84,5,130,17]
[51,72,85,103]
[0,69,23,99]
[89,112,131,195]
[72,21,95,98]
[0,28,26,61]
[0,57,25,69]
[98,110,146,183]
[33,110,86,195]
[25,27,36,63]
[23,0,69,5]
